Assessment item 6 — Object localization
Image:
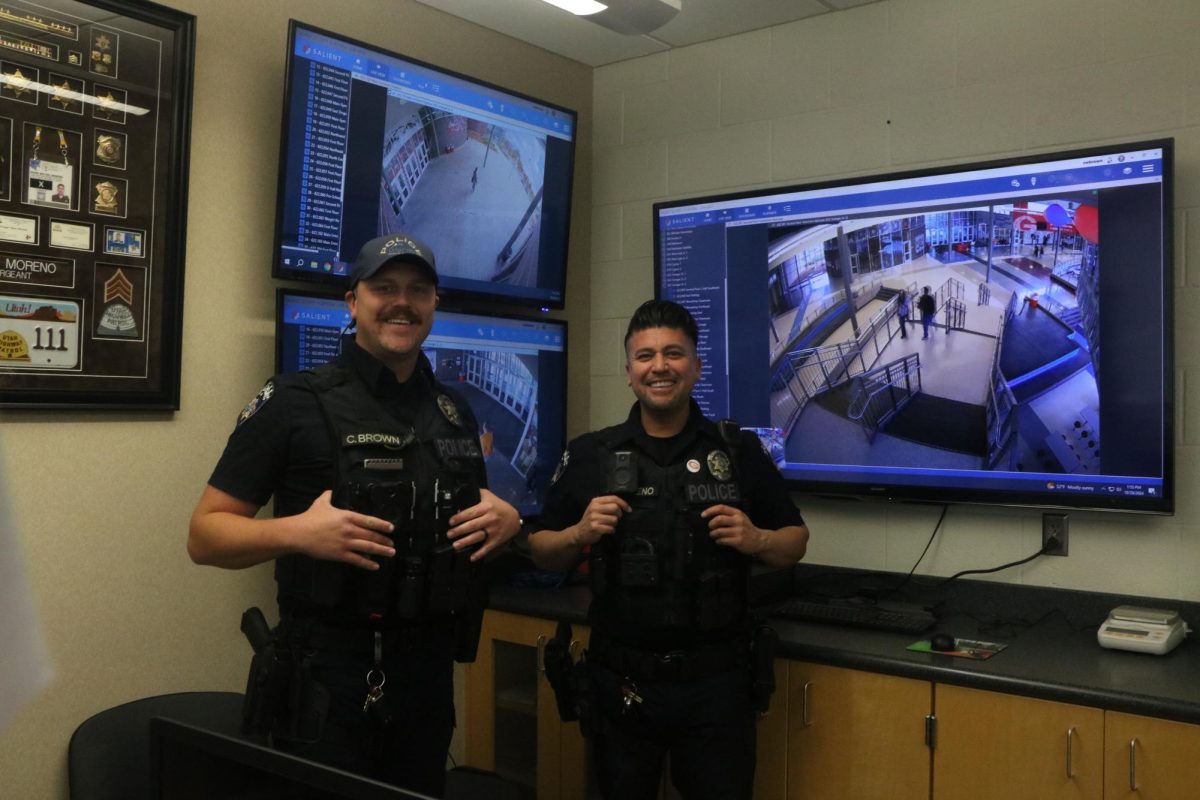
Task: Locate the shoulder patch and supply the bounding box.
[237,381,274,427]
[551,449,570,484]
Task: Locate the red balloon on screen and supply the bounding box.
[1074,204,1099,243]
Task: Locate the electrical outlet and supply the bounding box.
[1042,513,1069,556]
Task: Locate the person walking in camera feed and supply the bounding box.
[529,299,809,800]
[918,285,937,339]
[187,233,521,797]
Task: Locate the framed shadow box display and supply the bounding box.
[0,0,194,409]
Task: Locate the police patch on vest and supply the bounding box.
[552,449,569,484]
[437,394,463,427]
[686,482,741,503]
[436,438,482,460]
[343,432,412,450]
[236,381,274,427]
[707,450,733,481]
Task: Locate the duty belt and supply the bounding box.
[280,616,454,659]
[588,636,748,682]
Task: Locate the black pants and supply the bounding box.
[273,623,456,798]
[589,663,757,800]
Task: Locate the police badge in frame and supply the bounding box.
[0,0,195,410]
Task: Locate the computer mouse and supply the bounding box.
[930,633,956,652]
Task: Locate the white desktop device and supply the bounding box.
[1097,606,1188,655]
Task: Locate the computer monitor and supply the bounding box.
[275,288,568,521]
[653,139,1174,514]
[150,716,433,799]
[272,21,577,309]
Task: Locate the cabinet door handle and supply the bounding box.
[536,633,547,674]
[1128,737,1139,791]
[802,681,813,727]
[1065,726,1076,779]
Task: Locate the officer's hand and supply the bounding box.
[571,495,631,548]
[295,490,396,570]
[448,489,521,562]
[702,504,766,556]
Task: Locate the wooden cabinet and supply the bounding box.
[785,660,931,800]
[784,664,1200,800]
[934,684,1103,800]
[467,612,1200,800]
[1104,711,1200,799]
[464,610,592,800]
[782,665,1105,800]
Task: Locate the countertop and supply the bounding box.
[486,564,1200,726]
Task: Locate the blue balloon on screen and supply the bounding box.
[1045,203,1071,228]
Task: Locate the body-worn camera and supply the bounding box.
[606,450,637,495]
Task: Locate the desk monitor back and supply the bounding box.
[149,716,435,800]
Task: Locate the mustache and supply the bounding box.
[378,309,423,323]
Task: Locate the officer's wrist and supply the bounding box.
[512,517,532,555]
[753,528,768,557]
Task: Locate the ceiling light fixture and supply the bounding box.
[540,0,607,15]
[538,0,681,35]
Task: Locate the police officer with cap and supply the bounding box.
[188,232,521,796]
[530,299,809,800]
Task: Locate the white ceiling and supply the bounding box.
[412,0,886,67]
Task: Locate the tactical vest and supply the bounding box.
[274,362,485,625]
[589,421,749,633]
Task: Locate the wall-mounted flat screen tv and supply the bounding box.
[273,21,577,309]
[276,288,568,521]
[654,139,1174,514]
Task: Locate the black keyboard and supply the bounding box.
[769,597,936,633]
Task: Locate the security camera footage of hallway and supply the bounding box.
[376,96,548,290]
[276,293,566,518]
[427,346,546,514]
[661,176,1167,503]
[277,30,573,306]
[770,196,1103,474]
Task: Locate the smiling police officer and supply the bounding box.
[188,233,521,797]
[530,299,809,800]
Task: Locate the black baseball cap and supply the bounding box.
[348,233,438,287]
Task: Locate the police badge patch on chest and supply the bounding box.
[706,449,732,481]
[437,394,463,428]
[237,381,274,426]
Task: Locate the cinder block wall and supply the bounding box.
[588,0,1200,598]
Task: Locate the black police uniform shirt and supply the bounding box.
[539,400,804,649]
[207,336,487,616]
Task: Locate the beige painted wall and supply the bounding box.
[589,0,1200,598]
[0,1,592,797]
[6,0,1200,795]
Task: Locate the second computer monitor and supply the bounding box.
[276,288,567,521]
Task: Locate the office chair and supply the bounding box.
[68,690,244,800]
